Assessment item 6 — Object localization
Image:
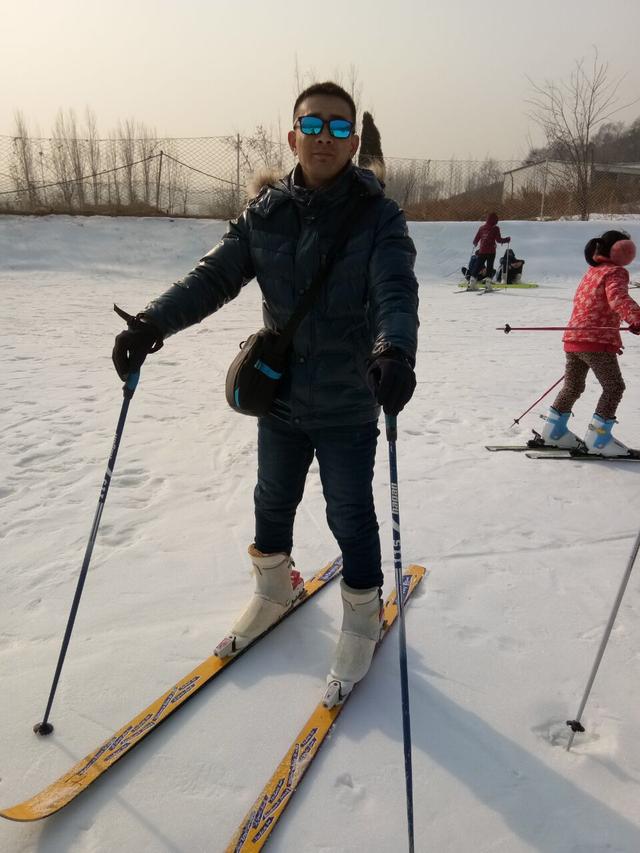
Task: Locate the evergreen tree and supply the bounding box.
[358,111,384,168]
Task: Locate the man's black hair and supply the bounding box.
[293,82,356,123]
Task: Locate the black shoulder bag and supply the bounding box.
[225,196,368,417]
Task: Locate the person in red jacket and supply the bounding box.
[540,230,640,456]
[465,212,511,289]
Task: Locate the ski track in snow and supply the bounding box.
[1,215,640,852]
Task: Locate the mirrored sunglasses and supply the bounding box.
[296,115,354,139]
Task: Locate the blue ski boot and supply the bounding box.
[540,407,581,449]
[584,414,630,457]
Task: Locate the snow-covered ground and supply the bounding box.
[2,214,640,853]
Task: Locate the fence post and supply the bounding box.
[587,143,595,221]
[236,134,241,213]
[155,150,163,212]
[39,148,48,208]
[540,159,548,221]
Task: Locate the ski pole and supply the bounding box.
[566,527,640,751]
[385,414,415,853]
[499,324,631,334]
[510,375,565,427]
[33,370,141,735]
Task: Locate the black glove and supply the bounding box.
[112,305,164,381]
[629,323,640,335]
[366,349,416,416]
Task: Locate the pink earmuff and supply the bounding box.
[610,239,636,267]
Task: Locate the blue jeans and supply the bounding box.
[254,417,382,589]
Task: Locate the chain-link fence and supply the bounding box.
[0,134,289,219]
[1,133,639,220]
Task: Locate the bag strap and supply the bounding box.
[275,193,371,352]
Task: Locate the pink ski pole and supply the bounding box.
[499,323,631,334]
[510,375,565,427]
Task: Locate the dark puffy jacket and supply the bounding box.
[142,163,419,428]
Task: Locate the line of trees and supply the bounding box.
[8,109,168,212]
[5,109,249,217]
[528,117,640,165]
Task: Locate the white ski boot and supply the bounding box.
[467,277,480,291]
[322,580,383,709]
[583,414,631,457]
[540,407,582,449]
[214,545,304,658]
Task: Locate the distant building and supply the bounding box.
[503,160,640,201]
[502,160,576,199]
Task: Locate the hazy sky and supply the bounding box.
[3,0,640,161]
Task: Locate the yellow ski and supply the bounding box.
[226,564,427,852]
[0,556,343,822]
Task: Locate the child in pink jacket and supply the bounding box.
[541,230,640,456]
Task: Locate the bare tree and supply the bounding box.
[241,125,287,173]
[136,122,159,205]
[106,132,122,208]
[10,111,39,208]
[163,151,183,215]
[118,119,138,204]
[64,109,86,208]
[446,157,465,199]
[527,49,638,219]
[84,107,101,206]
[50,110,76,208]
[178,167,191,216]
[466,157,503,192]
[293,53,303,95]
[339,64,362,117]
[293,57,362,118]
[292,54,318,97]
[386,161,419,208]
[48,109,89,208]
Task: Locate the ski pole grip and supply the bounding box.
[385,414,398,442]
[123,370,140,399]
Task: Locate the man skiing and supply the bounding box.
[112,81,419,707]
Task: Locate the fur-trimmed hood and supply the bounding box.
[247,159,386,199]
[246,166,286,199]
[247,161,386,219]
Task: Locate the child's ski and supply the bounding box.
[486,434,550,452]
[486,444,555,452]
[526,450,640,461]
